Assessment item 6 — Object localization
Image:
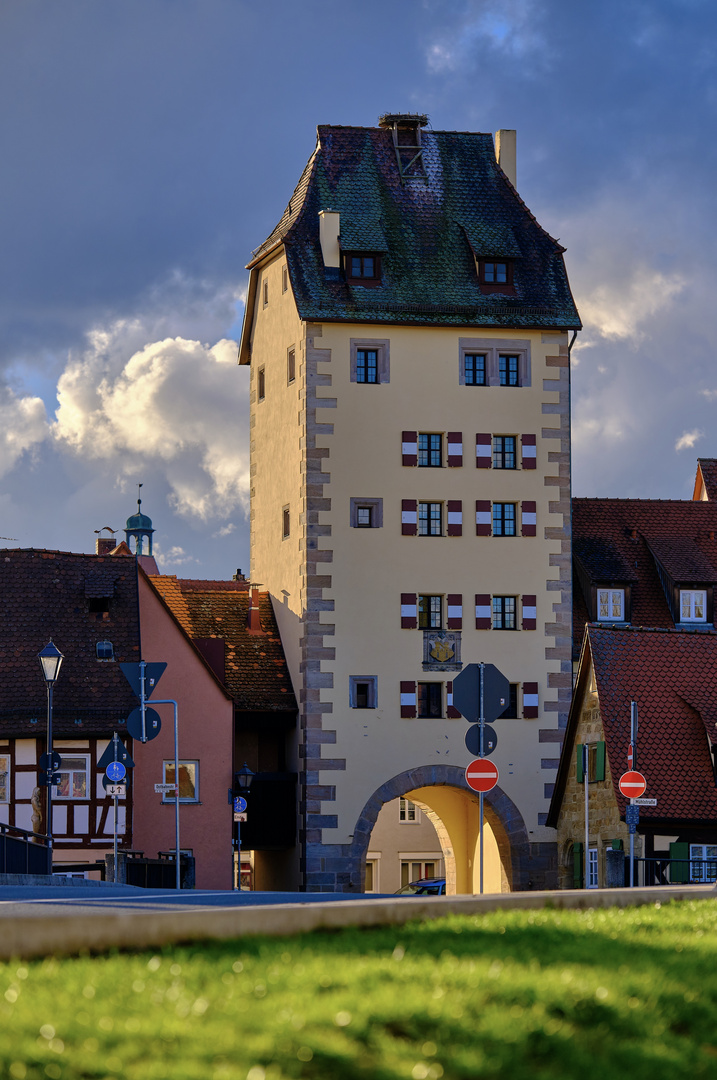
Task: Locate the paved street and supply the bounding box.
[0,884,391,918]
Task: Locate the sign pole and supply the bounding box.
[112,733,119,877]
[584,744,589,888]
[629,811,635,887]
[479,662,485,895]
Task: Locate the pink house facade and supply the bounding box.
[131,570,234,890]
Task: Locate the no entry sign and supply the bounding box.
[465,759,499,793]
[618,770,647,799]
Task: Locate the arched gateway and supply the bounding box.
[345,764,534,894]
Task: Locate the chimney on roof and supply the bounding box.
[233,568,246,582]
[495,129,517,189]
[318,209,341,268]
[247,586,263,634]
[96,538,115,555]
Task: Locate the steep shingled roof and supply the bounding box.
[572,498,717,656]
[548,626,717,827]
[0,548,139,735]
[148,577,296,714]
[247,123,581,331]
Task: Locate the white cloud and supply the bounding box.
[700,389,717,401]
[675,429,703,452]
[51,316,249,522]
[578,267,685,342]
[213,523,236,538]
[156,545,199,569]
[0,388,49,477]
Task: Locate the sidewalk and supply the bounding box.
[1,883,715,961]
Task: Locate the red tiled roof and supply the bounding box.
[572,498,717,654]
[590,626,717,822]
[148,576,296,713]
[0,549,139,736]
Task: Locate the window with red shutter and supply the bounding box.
[522,595,537,630]
[476,433,492,469]
[402,499,418,536]
[401,431,418,467]
[475,500,491,536]
[401,593,418,629]
[447,500,463,536]
[447,594,462,629]
[475,594,491,629]
[447,432,463,467]
[521,501,537,537]
[400,681,417,718]
[521,434,537,470]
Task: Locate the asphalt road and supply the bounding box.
[0,884,393,917]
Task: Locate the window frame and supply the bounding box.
[690,843,717,883]
[55,753,90,801]
[257,366,266,402]
[418,433,442,468]
[492,596,517,630]
[399,797,419,823]
[597,588,625,622]
[418,502,443,537]
[499,354,520,387]
[96,640,114,661]
[0,753,9,803]
[459,338,531,388]
[492,502,517,537]
[282,505,290,540]
[464,353,487,386]
[162,760,200,804]
[349,676,378,709]
[350,339,390,384]
[345,252,381,285]
[587,847,598,889]
[282,265,288,293]
[287,346,296,385]
[492,435,517,470]
[350,497,383,529]
[417,682,442,718]
[477,259,515,295]
[262,278,269,307]
[679,589,707,623]
[418,594,443,630]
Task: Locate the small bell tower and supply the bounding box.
[124,484,155,556]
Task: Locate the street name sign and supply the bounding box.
[155,783,178,794]
[465,759,499,793]
[633,798,657,806]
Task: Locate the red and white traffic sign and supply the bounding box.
[465,759,499,793]
[618,770,647,799]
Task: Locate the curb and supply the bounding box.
[1,884,715,961]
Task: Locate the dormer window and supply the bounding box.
[96,640,114,661]
[680,589,707,623]
[346,253,381,285]
[478,260,515,295]
[597,588,625,621]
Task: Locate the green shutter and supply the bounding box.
[611,838,624,851]
[573,841,583,888]
[595,741,606,782]
[576,744,584,784]
[670,842,690,884]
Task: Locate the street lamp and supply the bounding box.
[38,640,63,868]
[234,763,254,890]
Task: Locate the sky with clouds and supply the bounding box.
[1,0,716,577]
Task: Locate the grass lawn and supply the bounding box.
[2,899,717,1079]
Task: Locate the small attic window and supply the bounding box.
[478,260,515,294]
[346,254,381,285]
[88,597,110,614]
[96,640,114,661]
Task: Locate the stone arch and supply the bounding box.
[347,763,531,892]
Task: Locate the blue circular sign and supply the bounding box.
[234,796,247,813]
[106,761,127,782]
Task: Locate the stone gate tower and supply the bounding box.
[239,115,580,891]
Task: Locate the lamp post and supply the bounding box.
[38,641,63,869]
[234,763,254,890]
